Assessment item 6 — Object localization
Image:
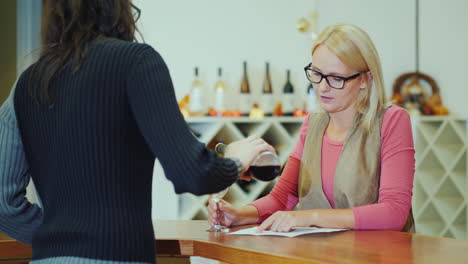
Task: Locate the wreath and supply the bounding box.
[391,72,448,115]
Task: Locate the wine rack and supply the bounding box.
[178,116,304,220]
[412,116,468,239]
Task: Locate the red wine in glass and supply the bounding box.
[247,165,280,181]
[214,143,281,182]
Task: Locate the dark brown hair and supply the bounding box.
[29,0,140,103]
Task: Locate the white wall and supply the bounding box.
[317,0,416,105]
[151,160,178,220]
[420,0,468,117]
[16,0,42,76]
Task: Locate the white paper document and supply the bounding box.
[228,227,348,237]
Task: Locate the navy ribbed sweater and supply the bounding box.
[13,39,239,262]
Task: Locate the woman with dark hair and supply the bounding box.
[8,0,274,263]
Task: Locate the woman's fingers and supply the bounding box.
[258,142,275,153]
[257,212,293,233]
[257,215,275,233]
[208,199,236,227]
[246,135,260,142]
[249,138,275,153]
[270,216,288,232]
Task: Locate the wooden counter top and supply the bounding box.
[2,220,468,263]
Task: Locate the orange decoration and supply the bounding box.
[390,93,404,106]
[273,103,283,116]
[208,108,217,116]
[293,108,307,117]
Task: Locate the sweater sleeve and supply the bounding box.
[0,82,43,245]
[126,45,239,195]
[352,106,415,231]
[249,156,300,222]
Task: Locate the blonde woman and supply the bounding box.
[208,24,415,232]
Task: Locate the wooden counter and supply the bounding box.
[2,220,468,263]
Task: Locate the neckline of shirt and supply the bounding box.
[324,132,344,146]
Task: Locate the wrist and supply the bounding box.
[230,207,242,226]
[229,157,244,176]
[235,205,260,226]
[304,210,318,227]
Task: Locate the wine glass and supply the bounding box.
[215,142,280,182]
[207,187,230,232]
[247,151,281,181]
[207,142,231,232]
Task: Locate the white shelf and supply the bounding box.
[412,117,468,239]
[417,202,447,236]
[452,207,467,239]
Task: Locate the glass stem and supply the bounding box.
[214,202,221,228]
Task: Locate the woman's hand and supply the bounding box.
[208,199,239,227]
[257,211,314,233]
[224,136,275,179]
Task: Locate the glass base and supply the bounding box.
[207,225,230,233]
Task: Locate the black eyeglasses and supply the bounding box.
[131,3,141,22]
[304,63,364,89]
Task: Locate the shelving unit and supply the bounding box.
[179,116,305,220]
[412,116,468,239]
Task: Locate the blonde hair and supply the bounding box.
[312,24,389,132]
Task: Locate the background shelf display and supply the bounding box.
[412,117,468,239]
[154,116,468,240]
[179,117,305,220]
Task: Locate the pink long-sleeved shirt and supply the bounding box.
[250,106,415,231]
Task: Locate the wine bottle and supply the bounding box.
[238,61,251,116]
[213,67,226,116]
[188,67,206,116]
[261,62,274,116]
[282,70,295,116]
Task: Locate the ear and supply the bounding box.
[360,71,373,89]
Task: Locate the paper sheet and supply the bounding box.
[228,226,348,237]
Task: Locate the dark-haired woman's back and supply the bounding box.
[14,39,241,263]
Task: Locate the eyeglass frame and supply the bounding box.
[304,63,366,89]
[131,3,141,22]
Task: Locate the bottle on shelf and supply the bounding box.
[249,103,264,119]
[261,62,274,116]
[213,67,226,117]
[188,67,207,116]
[238,61,251,116]
[282,69,295,116]
[306,82,319,113]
